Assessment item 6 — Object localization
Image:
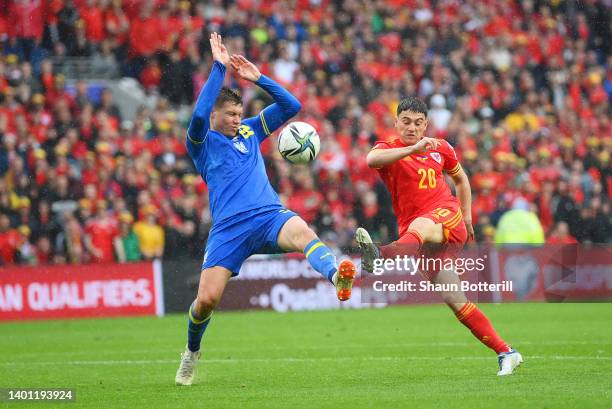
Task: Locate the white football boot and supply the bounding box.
[356,227,380,274]
[497,349,523,376]
[175,346,201,386]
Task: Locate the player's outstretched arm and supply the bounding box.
[187,32,230,143]
[231,54,301,138]
[367,137,441,168]
[450,169,475,241]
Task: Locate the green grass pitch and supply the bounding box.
[1,303,611,409]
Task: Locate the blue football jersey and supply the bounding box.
[186,61,301,225]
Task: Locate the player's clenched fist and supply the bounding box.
[410,137,441,154]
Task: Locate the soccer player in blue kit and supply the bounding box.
[175,33,357,385]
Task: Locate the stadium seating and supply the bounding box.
[0,0,610,265]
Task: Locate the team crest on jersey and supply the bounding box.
[417,156,428,161]
[430,152,442,164]
[233,137,248,153]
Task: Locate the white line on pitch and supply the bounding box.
[3,340,609,358]
[1,355,611,366]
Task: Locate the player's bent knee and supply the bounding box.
[194,266,231,313]
[195,290,221,312]
[195,281,225,312]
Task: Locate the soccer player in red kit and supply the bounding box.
[356,96,522,376]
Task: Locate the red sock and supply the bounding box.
[380,230,423,259]
[456,302,511,354]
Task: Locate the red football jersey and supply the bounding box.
[84,218,119,263]
[373,138,463,235]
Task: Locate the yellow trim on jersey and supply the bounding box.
[260,111,271,135]
[305,242,324,258]
[447,163,462,176]
[446,218,463,230]
[446,209,464,230]
[443,211,462,229]
[445,208,462,223]
[442,227,450,242]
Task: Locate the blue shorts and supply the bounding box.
[202,207,297,276]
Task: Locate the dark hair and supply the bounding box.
[215,87,242,108]
[397,96,428,117]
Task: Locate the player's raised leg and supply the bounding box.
[277,216,356,301]
[357,215,521,374]
[176,266,232,386]
[419,217,521,375]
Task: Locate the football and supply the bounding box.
[278,121,320,164]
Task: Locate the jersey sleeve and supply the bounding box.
[185,130,212,179]
[185,130,210,166]
[186,61,226,147]
[442,140,462,176]
[370,140,394,170]
[372,140,392,151]
[250,75,302,143]
[241,108,276,144]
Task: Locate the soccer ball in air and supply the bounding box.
[278,121,320,164]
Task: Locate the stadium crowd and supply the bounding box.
[0,0,611,265]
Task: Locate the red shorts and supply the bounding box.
[398,202,468,280]
[420,203,468,245]
[399,202,468,245]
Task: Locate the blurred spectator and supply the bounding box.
[15,225,36,264]
[133,204,164,260]
[128,4,159,76]
[54,212,86,264]
[552,180,581,237]
[0,213,19,264]
[547,221,578,244]
[91,39,119,78]
[428,94,452,135]
[474,214,495,244]
[273,47,299,85]
[84,202,119,263]
[114,211,141,262]
[139,58,161,92]
[97,88,122,121]
[494,199,545,245]
[34,235,53,264]
[9,0,44,61]
[286,173,322,225]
